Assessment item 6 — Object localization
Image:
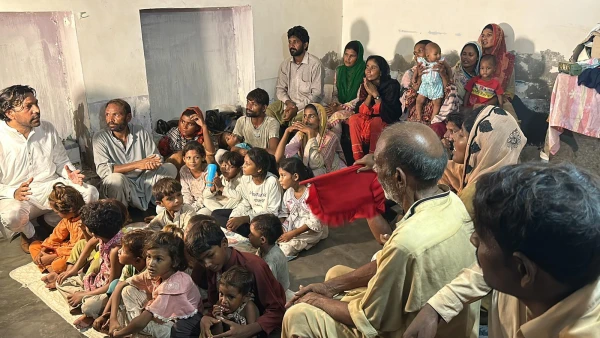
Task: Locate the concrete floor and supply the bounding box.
[0,219,381,338]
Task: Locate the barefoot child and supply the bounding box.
[414,42,445,120]
[248,214,290,291]
[33,184,87,283]
[148,178,196,232]
[56,199,126,329]
[108,231,201,338]
[93,229,153,333]
[277,157,328,257]
[209,266,259,336]
[53,200,129,290]
[464,54,505,108]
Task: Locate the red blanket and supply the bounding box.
[301,165,386,226]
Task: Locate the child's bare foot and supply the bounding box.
[42,272,58,289]
[73,315,94,329]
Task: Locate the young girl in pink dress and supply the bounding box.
[108,231,201,338]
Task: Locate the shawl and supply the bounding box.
[336,41,366,104]
[478,24,515,94]
[459,105,526,191]
[301,165,385,226]
[298,103,328,159]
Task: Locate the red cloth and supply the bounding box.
[349,103,387,161]
[301,165,386,226]
[429,122,447,139]
[201,249,285,334]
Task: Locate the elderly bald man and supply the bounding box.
[283,122,480,338]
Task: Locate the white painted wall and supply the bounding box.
[342,0,599,63]
[0,0,343,135]
[140,8,252,122]
[0,12,85,139]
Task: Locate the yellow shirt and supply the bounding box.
[346,186,479,338]
[428,257,600,337]
[490,280,600,337]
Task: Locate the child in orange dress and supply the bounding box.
[31,183,89,284]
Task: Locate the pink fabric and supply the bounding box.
[128,270,201,322]
[84,230,123,291]
[548,73,600,155]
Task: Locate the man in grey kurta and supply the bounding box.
[92,99,177,210]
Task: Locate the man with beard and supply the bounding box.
[282,123,479,338]
[232,88,280,155]
[268,25,324,128]
[0,85,99,253]
[93,99,177,211]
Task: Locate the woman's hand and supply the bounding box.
[291,122,317,139]
[363,78,379,98]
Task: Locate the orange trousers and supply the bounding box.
[29,241,68,273]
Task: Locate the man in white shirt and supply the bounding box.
[0,85,99,252]
[267,26,324,127]
[93,99,177,211]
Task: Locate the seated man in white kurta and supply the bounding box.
[93,99,177,211]
[0,85,99,252]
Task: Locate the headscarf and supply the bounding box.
[357,55,391,103]
[459,105,526,191]
[336,41,366,104]
[454,41,482,99]
[298,103,328,159]
[356,55,401,124]
[178,107,204,138]
[478,24,515,93]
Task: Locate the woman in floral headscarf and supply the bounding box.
[443,105,526,212]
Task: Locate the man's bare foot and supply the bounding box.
[73,315,94,329]
[43,272,58,289]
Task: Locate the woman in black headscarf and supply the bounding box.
[347,55,401,161]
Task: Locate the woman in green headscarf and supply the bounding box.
[327,41,366,138]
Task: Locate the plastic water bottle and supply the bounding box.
[206,163,218,187]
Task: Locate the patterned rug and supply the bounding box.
[9,262,105,338]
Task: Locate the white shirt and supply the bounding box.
[0,121,75,204]
[229,173,282,220]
